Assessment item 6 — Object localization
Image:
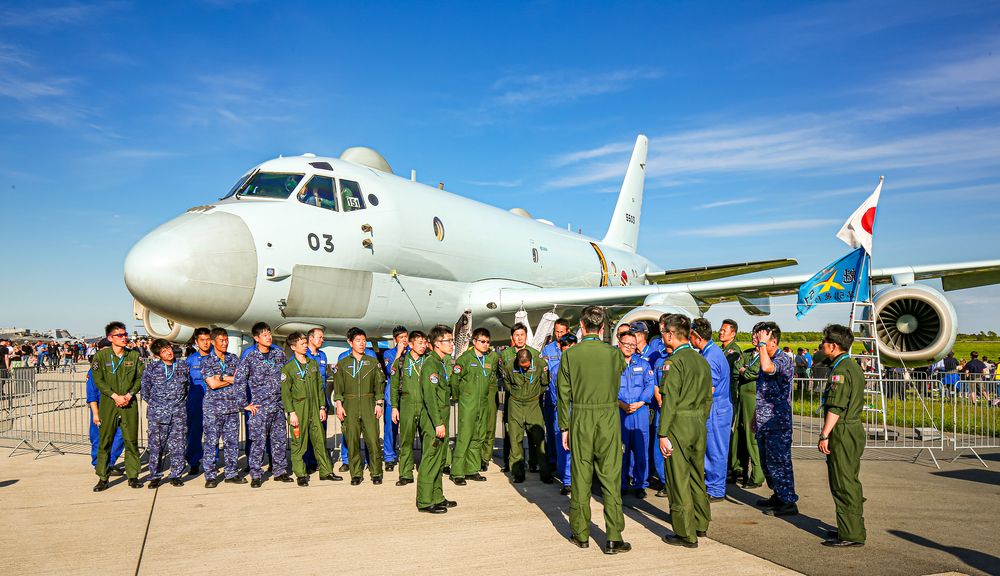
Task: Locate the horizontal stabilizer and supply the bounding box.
[645,258,798,284]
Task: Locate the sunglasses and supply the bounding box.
[109,332,128,339]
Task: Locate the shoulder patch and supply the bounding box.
[280,373,286,381]
[430,373,439,384]
[831,375,842,382]
[453,365,462,374]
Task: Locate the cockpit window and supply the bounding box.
[237,172,304,199]
[297,175,338,211]
[339,179,366,212]
[222,170,255,199]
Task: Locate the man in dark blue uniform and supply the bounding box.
[141,339,190,488]
[541,318,571,469]
[753,322,799,516]
[184,327,212,475]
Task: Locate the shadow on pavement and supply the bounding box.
[727,483,836,540]
[931,468,1000,486]
[0,479,18,487]
[888,529,1000,576]
[510,470,610,546]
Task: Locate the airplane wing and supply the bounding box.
[495,259,1000,314]
[645,258,797,284]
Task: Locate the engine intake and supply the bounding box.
[870,284,957,366]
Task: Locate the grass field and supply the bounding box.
[734,339,1000,366]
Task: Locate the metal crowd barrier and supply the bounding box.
[948,374,999,468]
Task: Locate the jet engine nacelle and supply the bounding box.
[612,304,696,344]
[869,284,957,366]
[137,300,195,344]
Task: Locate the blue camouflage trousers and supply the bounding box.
[249,408,288,479]
[756,425,798,504]
[148,414,187,480]
[202,411,240,480]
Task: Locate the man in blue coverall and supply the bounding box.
[617,330,657,499]
[630,321,667,492]
[541,318,571,468]
[337,344,378,471]
[690,318,732,501]
[86,338,123,472]
[379,326,408,471]
[184,327,212,475]
[546,332,576,495]
[303,328,331,473]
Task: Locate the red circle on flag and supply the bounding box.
[861,207,876,234]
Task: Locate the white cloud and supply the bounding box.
[0,2,118,29]
[675,218,840,238]
[491,68,661,107]
[463,179,523,188]
[695,197,753,210]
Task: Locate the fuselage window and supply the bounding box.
[297,175,338,211]
[532,248,539,263]
[339,179,366,212]
[433,217,445,241]
[238,172,304,199]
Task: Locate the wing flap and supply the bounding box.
[645,258,797,284]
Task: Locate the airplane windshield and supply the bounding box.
[232,172,304,199]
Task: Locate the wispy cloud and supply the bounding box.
[695,197,752,210]
[678,218,840,238]
[463,178,523,188]
[0,2,119,29]
[173,73,299,128]
[492,68,661,107]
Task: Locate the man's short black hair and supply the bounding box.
[429,324,453,344]
[286,331,306,347]
[559,333,578,347]
[581,306,605,333]
[618,330,636,342]
[150,338,171,356]
[472,327,491,341]
[209,327,228,340]
[515,348,532,367]
[663,314,690,340]
[347,327,367,342]
[104,321,126,336]
[392,325,408,339]
[251,322,271,338]
[409,330,427,342]
[510,323,528,337]
[193,327,211,339]
[752,321,783,345]
[721,319,738,333]
[822,324,853,352]
[554,318,570,330]
[692,318,713,341]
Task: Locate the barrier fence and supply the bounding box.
[2,366,996,468]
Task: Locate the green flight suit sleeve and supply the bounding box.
[556,351,571,431]
[741,351,760,384]
[451,355,465,399]
[310,361,324,412]
[825,358,853,416]
[92,350,111,398]
[128,351,144,397]
[281,363,294,414]
[390,356,403,408]
[421,359,446,428]
[375,363,387,400]
[659,359,678,437]
[332,361,344,403]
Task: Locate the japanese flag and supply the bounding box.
[836,176,882,255]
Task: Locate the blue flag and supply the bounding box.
[796,248,870,319]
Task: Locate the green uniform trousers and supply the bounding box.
[452,395,483,478]
[729,383,765,484]
[416,414,448,508]
[827,420,866,543]
[289,410,332,478]
[343,396,383,479]
[665,413,710,543]
[397,395,421,480]
[569,405,624,542]
[480,385,499,463]
[508,397,550,478]
[96,400,140,480]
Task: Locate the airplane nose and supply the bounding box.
[124,210,257,326]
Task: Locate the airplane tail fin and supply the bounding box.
[602,134,647,253]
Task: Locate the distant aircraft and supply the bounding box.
[124,136,1000,365]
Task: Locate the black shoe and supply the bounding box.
[709,496,725,503]
[351,477,362,485]
[764,502,799,517]
[385,461,396,471]
[541,475,554,484]
[635,489,647,499]
[319,473,343,481]
[560,485,572,496]
[648,479,664,491]
[224,476,247,485]
[93,479,109,492]
[395,478,414,486]
[339,463,349,472]
[569,537,589,549]
[435,499,457,508]
[529,465,539,473]
[451,476,467,486]
[418,505,447,514]
[297,477,309,487]
[205,478,221,489]
[480,461,489,472]
[726,474,739,484]
[250,478,263,488]
[467,473,487,482]
[696,530,707,537]
[128,478,142,489]
[372,476,383,485]
[500,465,509,473]
[744,481,763,489]
[826,530,839,539]
[109,466,124,477]
[604,540,632,554]
[169,478,184,487]
[274,474,294,483]
[757,494,781,508]
[655,488,669,498]
[662,534,698,548]
[822,538,864,548]
[189,464,201,476]
[442,466,451,475]
[305,465,318,475]
[147,478,161,489]
[512,475,525,484]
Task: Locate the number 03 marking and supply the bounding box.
[307,233,334,252]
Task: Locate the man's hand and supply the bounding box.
[375,404,384,420]
[630,401,644,413]
[336,402,346,422]
[755,329,772,347]
[92,414,101,426]
[659,436,673,457]
[435,424,446,439]
[245,403,259,416]
[111,393,124,407]
[818,438,831,455]
[391,407,399,424]
[289,412,299,428]
[618,400,629,412]
[561,430,570,452]
[319,408,327,423]
[123,393,132,405]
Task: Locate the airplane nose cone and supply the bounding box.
[125,210,257,326]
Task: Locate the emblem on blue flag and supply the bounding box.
[796,247,870,318]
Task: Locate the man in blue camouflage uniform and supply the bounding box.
[379,326,408,471]
[184,327,212,475]
[240,339,281,472]
[235,322,292,488]
[200,328,246,487]
[86,338,124,473]
[690,318,732,502]
[303,328,330,473]
[617,330,657,499]
[541,318,571,470]
[545,331,575,495]
[752,322,799,516]
[141,339,189,488]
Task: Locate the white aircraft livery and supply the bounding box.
[124,135,1000,365]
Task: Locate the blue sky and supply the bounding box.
[1,0,999,336]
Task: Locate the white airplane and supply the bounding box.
[124,135,1000,365]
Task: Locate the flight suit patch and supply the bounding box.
[832,375,842,382]
[280,373,287,381]
[124,361,134,367]
[453,365,462,374]
[430,374,439,384]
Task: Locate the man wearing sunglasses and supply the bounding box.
[450,328,497,485]
[92,321,144,491]
[416,325,458,513]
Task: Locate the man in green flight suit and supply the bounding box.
[817,324,866,548]
[497,323,543,472]
[506,348,552,484]
[93,321,144,491]
[281,332,340,486]
[658,313,712,549]
[557,306,631,554]
[729,342,764,488]
[390,330,428,486]
[416,324,458,513]
[450,327,496,485]
[333,327,385,485]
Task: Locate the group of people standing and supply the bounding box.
[88,306,869,552]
